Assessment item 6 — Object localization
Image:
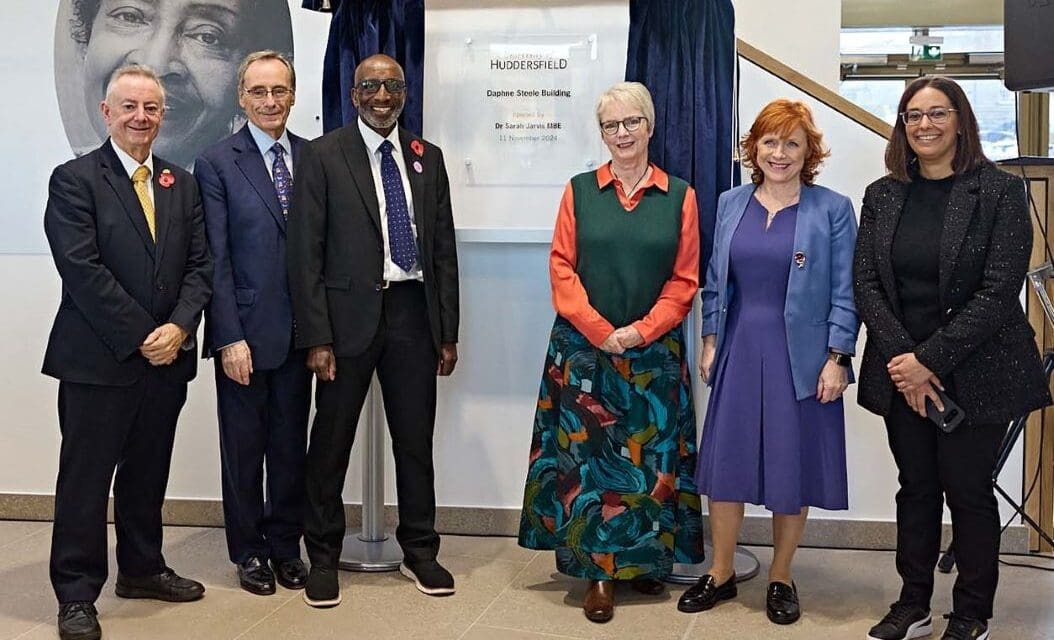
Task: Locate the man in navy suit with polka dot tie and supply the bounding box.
[287,54,460,608]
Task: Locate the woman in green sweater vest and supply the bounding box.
[517,82,704,623]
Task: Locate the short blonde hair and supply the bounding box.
[595,82,655,132]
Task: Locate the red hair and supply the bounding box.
[741,99,830,185]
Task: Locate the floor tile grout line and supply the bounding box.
[680,611,698,640]
[456,552,541,640]
[468,622,590,640]
[228,589,303,640]
[10,620,47,640]
[0,522,53,552]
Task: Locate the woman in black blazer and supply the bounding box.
[853,76,1051,640]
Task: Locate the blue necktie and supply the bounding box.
[379,140,417,272]
[271,142,291,219]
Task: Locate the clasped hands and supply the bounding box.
[888,352,945,417]
[305,342,459,382]
[139,322,187,367]
[599,326,644,354]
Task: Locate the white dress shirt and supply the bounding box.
[247,121,294,181]
[357,118,423,282]
[112,142,155,208]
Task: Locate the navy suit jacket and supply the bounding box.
[42,139,212,386]
[702,182,860,400]
[195,125,305,370]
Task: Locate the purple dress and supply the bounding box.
[696,196,848,514]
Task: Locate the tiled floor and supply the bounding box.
[1,521,1051,639]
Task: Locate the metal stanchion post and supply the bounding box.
[667,300,760,585]
[338,376,402,571]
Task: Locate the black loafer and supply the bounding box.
[677,573,737,613]
[57,602,101,640]
[766,581,800,624]
[237,556,276,595]
[115,567,205,602]
[272,558,308,590]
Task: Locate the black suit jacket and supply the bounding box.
[287,123,458,356]
[42,139,213,386]
[853,162,1051,423]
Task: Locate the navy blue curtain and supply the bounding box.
[302,0,425,135]
[625,0,736,272]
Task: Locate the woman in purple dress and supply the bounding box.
[677,100,860,625]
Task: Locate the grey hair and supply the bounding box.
[105,64,165,106]
[237,50,297,93]
[595,81,655,132]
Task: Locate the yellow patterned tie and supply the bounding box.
[132,165,155,241]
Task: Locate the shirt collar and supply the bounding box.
[111,140,154,180]
[358,117,401,155]
[247,121,292,157]
[596,161,669,192]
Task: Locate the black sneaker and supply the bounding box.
[399,559,455,596]
[303,565,341,608]
[867,602,933,639]
[57,602,101,640]
[941,614,989,640]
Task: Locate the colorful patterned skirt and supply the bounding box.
[517,316,705,580]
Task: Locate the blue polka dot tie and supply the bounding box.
[379,140,417,272]
[271,142,292,219]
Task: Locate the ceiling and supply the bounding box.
[843,0,1002,28]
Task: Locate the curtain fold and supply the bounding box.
[303,0,425,135]
[625,0,736,272]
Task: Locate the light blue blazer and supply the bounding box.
[701,182,860,400]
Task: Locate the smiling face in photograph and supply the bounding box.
[352,55,407,136]
[904,86,960,171]
[79,0,245,167]
[598,99,652,167]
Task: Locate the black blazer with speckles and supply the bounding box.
[853,162,1051,424]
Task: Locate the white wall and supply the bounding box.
[733,0,843,91]
[0,1,1025,527]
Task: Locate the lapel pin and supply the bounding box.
[410,139,424,157]
[158,168,175,188]
[412,160,423,174]
[794,251,806,269]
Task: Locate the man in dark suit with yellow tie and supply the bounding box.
[288,53,459,608]
[43,64,212,640]
[195,51,311,597]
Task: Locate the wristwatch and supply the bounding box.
[827,350,851,367]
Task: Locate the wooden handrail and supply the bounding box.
[738,39,893,140]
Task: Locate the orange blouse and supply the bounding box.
[549,162,700,347]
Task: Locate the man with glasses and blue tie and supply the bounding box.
[288,53,460,608]
[194,50,312,598]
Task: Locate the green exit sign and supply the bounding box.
[911,44,942,61]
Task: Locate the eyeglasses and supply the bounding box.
[600,116,648,135]
[900,107,957,126]
[356,78,407,95]
[243,86,293,101]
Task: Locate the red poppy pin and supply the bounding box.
[410,139,424,157]
[158,168,175,188]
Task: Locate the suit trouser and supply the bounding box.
[50,373,187,604]
[304,281,440,569]
[215,349,311,565]
[884,396,1007,621]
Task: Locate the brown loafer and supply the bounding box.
[630,578,665,595]
[583,579,614,623]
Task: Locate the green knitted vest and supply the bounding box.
[571,170,688,328]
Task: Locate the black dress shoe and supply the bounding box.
[57,602,101,640]
[272,558,308,590]
[303,565,341,608]
[237,557,276,595]
[677,573,737,613]
[630,578,666,595]
[115,567,205,602]
[766,581,800,624]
